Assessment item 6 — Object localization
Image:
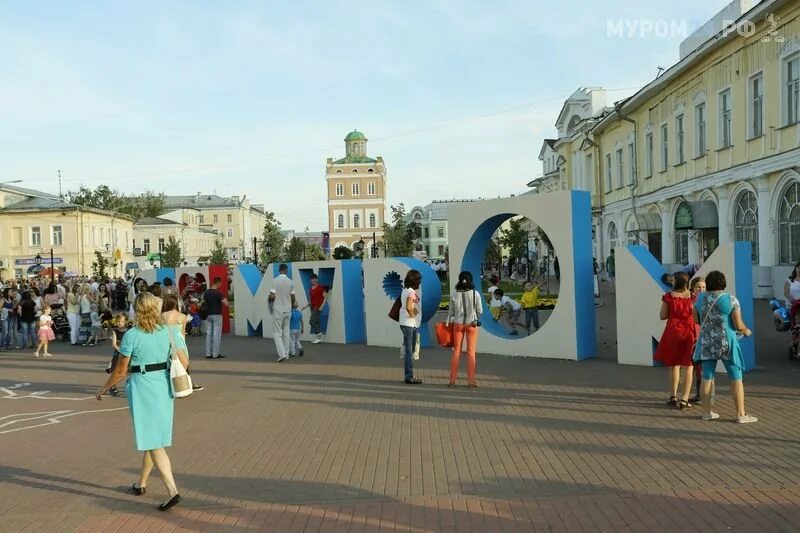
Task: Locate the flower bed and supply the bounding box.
[438,297,558,312]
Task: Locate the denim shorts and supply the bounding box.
[701,359,742,381]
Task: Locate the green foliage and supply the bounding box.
[381,203,416,258]
[210,240,228,265]
[497,218,529,262]
[286,237,306,261]
[91,250,109,280]
[333,246,353,260]
[161,236,183,268]
[306,244,326,261]
[66,185,165,221]
[260,211,285,264]
[484,239,502,270]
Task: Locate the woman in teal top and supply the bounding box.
[693,270,756,424]
[97,292,186,512]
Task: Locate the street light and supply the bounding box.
[34,253,43,266]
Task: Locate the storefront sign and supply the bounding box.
[15,257,64,265]
[674,202,693,230]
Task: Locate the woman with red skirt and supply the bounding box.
[655,272,696,409]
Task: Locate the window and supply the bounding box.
[627,143,635,184]
[424,227,429,238]
[786,54,800,126]
[695,102,706,156]
[368,168,374,173]
[143,239,151,253]
[351,169,358,173]
[352,182,360,196]
[605,154,612,192]
[437,226,445,238]
[608,222,618,251]
[336,169,342,174]
[227,214,232,223]
[227,228,233,238]
[675,231,690,264]
[337,214,344,229]
[368,182,376,196]
[719,89,732,148]
[660,124,668,171]
[438,245,445,256]
[615,149,623,188]
[353,213,360,229]
[199,215,204,223]
[750,74,764,138]
[158,238,165,252]
[51,225,63,246]
[336,183,344,196]
[369,213,376,228]
[213,214,218,223]
[734,191,759,264]
[30,226,41,246]
[779,182,800,264]
[675,114,685,164]
[644,133,653,177]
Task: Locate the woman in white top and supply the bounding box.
[784,261,800,310]
[399,269,422,385]
[67,284,81,345]
[447,271,483,388]
[79,284,94,345]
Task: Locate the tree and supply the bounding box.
[210,240,228,265]
[333,246,354,260]
[497,218,528,263]
[306,244,326,261]
[91,250,109,280]
[484,239,502,273]
[66,185,165,221]
[382,203,416,257]
[286,237,306,261]
[161,235,183,268]
[260,211,285,264]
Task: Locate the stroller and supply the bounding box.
[771,298,800,361]
[50,303,71,342]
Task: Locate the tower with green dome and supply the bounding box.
[326,131,387,254]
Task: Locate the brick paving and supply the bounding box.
[2,293,800,532]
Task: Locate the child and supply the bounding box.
[188,298,202,336]
[520,280,544,335]
[100,308,113,341]
[105,313,130,396]
[492,289,524,335]
[84,303,102,346]
[34,305,55,358]
[289,302,304,357]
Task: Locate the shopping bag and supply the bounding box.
[168,332,192,398]
[435,322,454,348]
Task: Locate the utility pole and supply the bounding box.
[58,169,63,200]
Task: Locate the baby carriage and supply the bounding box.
[772,299,800,361]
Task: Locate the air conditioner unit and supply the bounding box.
[0,259,6,268]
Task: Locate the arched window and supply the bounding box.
[336,169,342,173]
[779,182,800,264]
[369,213,376,228]
[368,168,374,173]
[353,213,360,229]
[352,169,358,173]
[625,216,638,245]
[608,222,618,252]
[337,214,344,228]
[674,202,691,264]
[734,190,759,263]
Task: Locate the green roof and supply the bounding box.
[333,155,377,164]
[344,130,367,142]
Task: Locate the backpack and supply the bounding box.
[388,297,402,322]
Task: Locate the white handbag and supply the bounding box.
[168,333,193,398]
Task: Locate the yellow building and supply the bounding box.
[0,184,134,279]
[536,0,800,297]
[132,209,217,268]
[326,131,387,252]
[160,194,267,262]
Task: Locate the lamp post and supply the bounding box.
[34,253,42,280]
[356,238,365,259]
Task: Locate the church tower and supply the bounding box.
[326,130,387,254]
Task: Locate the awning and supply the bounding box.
[675,201,719,230]
[631,213,662,232]
[125,262,140,270]
[27,265,43,274]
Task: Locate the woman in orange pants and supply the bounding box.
[447,271,483,387]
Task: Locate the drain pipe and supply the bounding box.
[583,131,604,263]
[615,102,641,245]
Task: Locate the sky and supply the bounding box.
[0,0,738,230]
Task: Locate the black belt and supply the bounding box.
[129,362,168,373]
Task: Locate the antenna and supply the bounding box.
[58,169,63,199]
[656,66,665,78]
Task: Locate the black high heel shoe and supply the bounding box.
[158,493,182,512]
[130,483,146,496]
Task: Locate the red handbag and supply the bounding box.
[435,322,454,348]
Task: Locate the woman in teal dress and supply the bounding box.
[97,292,187,511]
[693,270,757,424]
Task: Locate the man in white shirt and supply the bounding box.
[491,289,523,335]
[269,263,296,362]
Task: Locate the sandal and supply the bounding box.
[667,396,678,407]
[678,399,693,410]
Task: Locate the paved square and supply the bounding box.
[2,298,800,532]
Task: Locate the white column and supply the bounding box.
[717,187,731,245]
[754,176,774,297]
[659,200,674,265]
